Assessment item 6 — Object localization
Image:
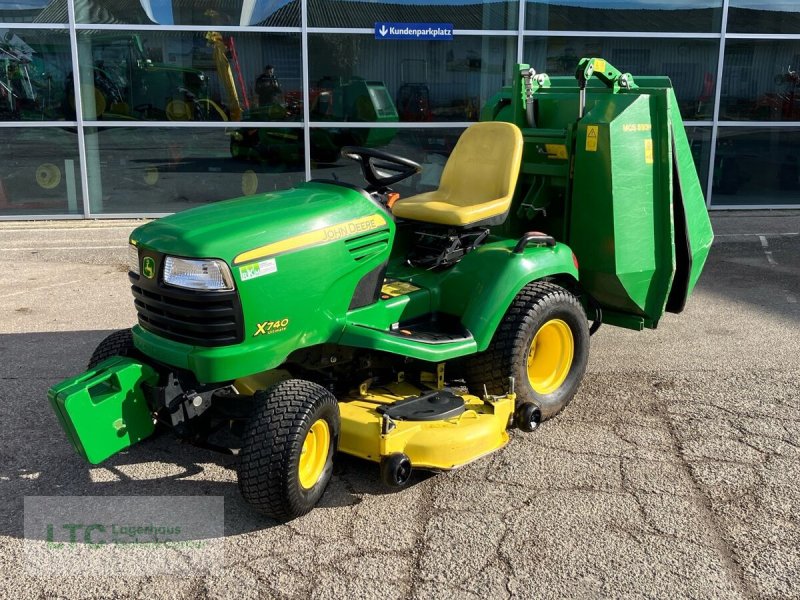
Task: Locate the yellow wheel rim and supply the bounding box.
[166,99,192,121]
[198,98,229,121]
[298,419,330,490]
[143,167,159,186]
[527,319,574,395]
[36,163,61,189]
[241,169,258,195]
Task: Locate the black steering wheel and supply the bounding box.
[341,146,422,192]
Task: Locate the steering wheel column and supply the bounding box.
[341,146,422,192]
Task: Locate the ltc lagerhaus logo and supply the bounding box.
[142,256,155,279]
[40,520,208,551]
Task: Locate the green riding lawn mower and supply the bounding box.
[49,58,713,521]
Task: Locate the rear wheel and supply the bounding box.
[465,282,589,421]
[238,379,339,521]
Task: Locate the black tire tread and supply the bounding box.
[238,379,338,522]
[88,328,136,369]
[464,281,587,420]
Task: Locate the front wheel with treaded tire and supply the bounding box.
[465,281,589,421]
[238,379,340,521]
[88,328,140,369]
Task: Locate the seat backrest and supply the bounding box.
[437,121,523,208]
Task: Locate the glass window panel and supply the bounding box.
[0,0,67,23]
[74,31,301,122]
[524,37,720,121]
[728,1,800,34]
[74,0,299,27]
[85,126,305,214]
[526,0,723,32]
[0,29,73,121]
[309,34,516,123]
[720,41,800,122]
[308,0,518,30]
[686,125,711,200]
[0,127,82,216]
[711,128,800,206]
[311,127,465,196]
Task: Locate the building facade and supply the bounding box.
[1,0,799,219]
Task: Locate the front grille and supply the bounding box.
[130,278,244,347]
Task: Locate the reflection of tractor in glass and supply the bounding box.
[0,32,76,208]
[396,83,432,122]
[396,59,432,122]
[0,31,64,120]
[753,66,800,121]
[62,67,125,119]
[49,58,713,522]
[64,34,225,121]
[0,128,78,213]
[230,78,399,165]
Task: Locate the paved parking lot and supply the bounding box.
[0,212,798,599]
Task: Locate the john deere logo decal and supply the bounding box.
[142,256,155,279]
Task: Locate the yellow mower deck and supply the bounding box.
[337,381,515,470]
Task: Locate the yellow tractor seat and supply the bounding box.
[392,121,524,227]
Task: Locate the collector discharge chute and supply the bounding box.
[483,57,714,329]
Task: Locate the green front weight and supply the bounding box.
[47,356,158,464]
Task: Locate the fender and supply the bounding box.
[438,240,579,351]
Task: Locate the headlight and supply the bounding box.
[163,256,234,291]
[128,244,140,275]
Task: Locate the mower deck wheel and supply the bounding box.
[238,379,339,521]
[515,402,542,432]
[380,453,412,488]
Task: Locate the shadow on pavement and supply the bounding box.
[695,235,800,322]
[0,330,423,542]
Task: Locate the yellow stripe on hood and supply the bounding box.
[233,213,387,265]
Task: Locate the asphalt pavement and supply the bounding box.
[0,211,798,599]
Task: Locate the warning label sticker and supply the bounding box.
[586,125,599,152]
[545,144,568,159]
[381,279,421,299]
[593,59,607,74]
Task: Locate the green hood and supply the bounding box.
[130,182,379,263]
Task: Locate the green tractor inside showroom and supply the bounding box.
[49,58,713,521]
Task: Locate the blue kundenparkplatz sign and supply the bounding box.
[374,22,454,41]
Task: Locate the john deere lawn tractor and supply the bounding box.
[48,58,713,521]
